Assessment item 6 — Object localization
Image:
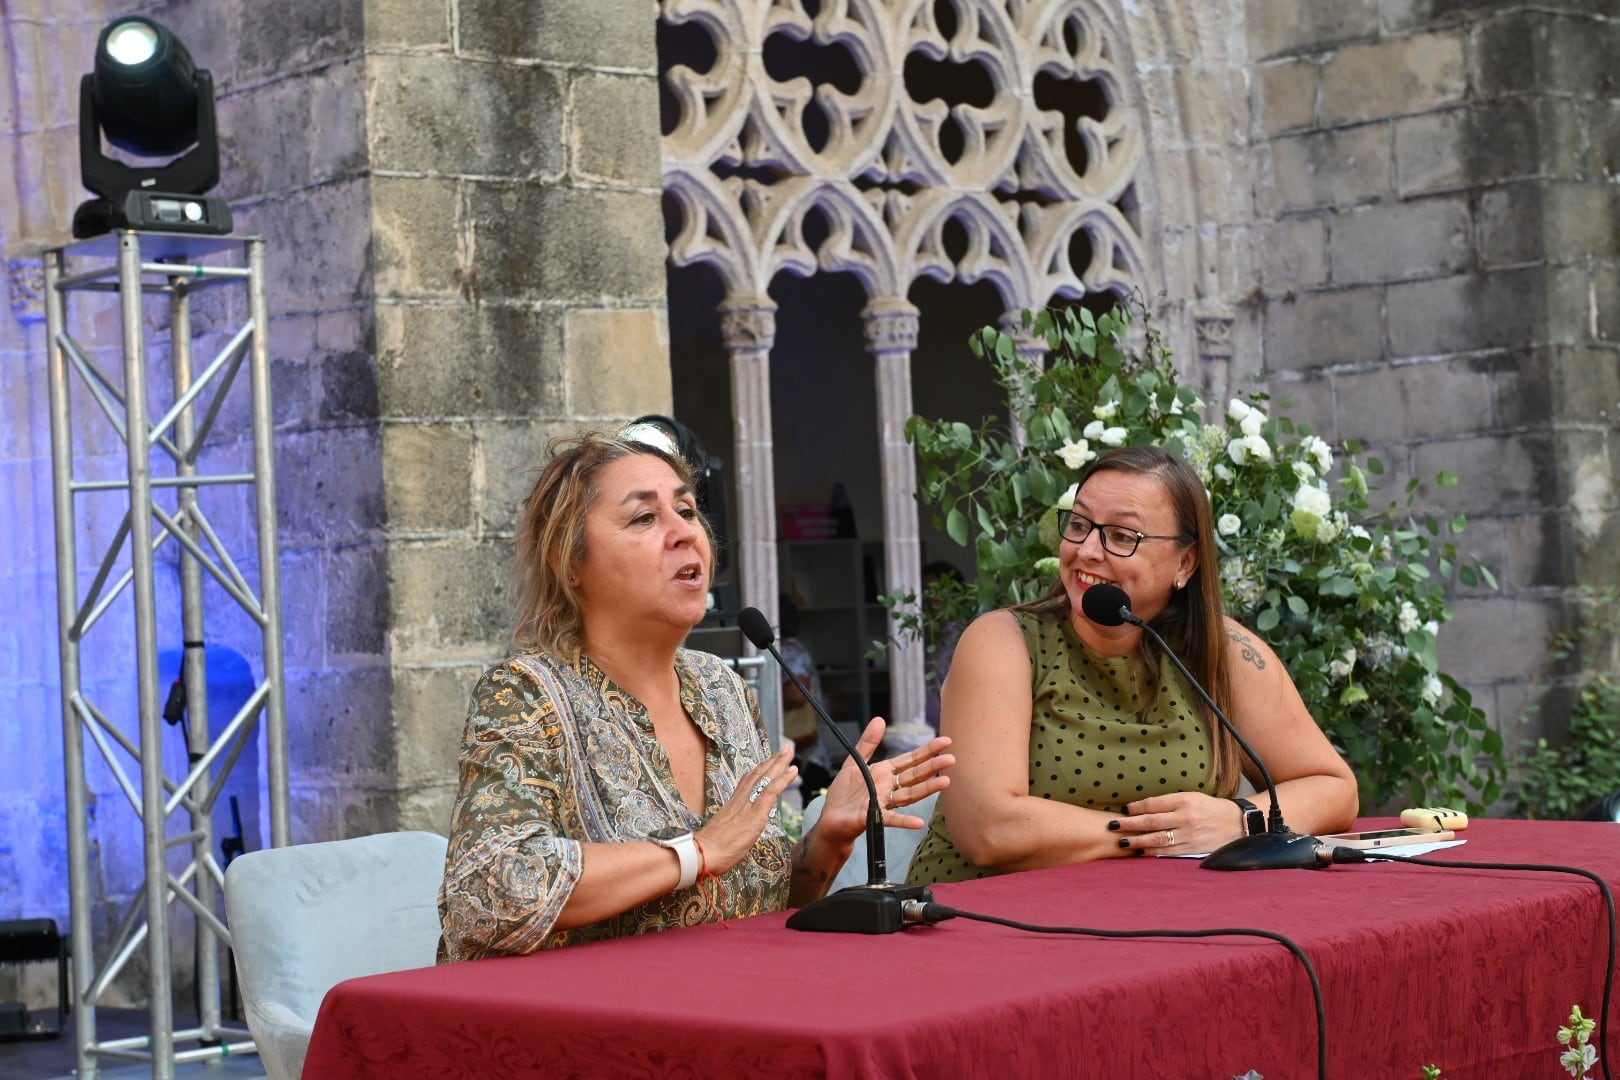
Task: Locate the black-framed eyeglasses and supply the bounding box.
[1054,510,1186,558]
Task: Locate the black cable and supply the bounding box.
[1339,850,1617,1080]
[914,903,1327,1080]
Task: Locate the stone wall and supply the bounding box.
[0,0,670,1009]
[363,0,672,831]
[1245,0,1619,746]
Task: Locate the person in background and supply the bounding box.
[438,431,953,958]
[907,446,1355,885]
[777,593,837,799]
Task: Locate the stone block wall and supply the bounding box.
[0,0,670,1010]
[1247,0,1620,745]
[365,0,672,829]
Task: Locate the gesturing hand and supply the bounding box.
[695,744,797,875]
[815,718,954,850]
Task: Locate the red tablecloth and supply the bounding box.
[303,819,1620,1078]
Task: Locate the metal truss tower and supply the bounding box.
[42,231,290,1079]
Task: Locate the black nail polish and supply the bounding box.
[1107,820,1121,831]
[1117,838,1130,849]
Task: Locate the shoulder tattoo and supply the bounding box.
[1225,626,1268,670]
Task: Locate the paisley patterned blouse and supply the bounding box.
[437,648,791,961]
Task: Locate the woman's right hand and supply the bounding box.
[694,744,797,874]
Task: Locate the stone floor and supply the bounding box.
[0,1009,266,1079]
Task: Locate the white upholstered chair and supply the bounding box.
[801,791,939,891]
[222,830,448,1080]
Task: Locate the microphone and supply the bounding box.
[737,606,935,932]
[1078,584,1326,871]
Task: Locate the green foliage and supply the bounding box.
[900,301,1505,813]
[1512,676,1620,820]
[1511,588,1620,821]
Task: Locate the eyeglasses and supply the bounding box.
[1054,510,1186,558]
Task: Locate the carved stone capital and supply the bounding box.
[718,297,777,351]
[1193,309,1236,364]
[862,300,919,355]
[8,259,45,325]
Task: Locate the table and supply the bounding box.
[303,819,1620,1078]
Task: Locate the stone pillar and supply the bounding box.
[719,295,779,634]
[997,314,1049,450]
[863,298,927,744]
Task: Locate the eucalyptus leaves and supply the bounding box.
[901,303,1505,813]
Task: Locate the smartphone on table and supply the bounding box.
[1317,827,1456,850]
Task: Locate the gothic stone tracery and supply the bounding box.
[660,0,1148,731]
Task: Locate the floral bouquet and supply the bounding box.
[900,302,1505,813]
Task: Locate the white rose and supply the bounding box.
[1240,409,1267,437]
[1397,601,1419,635]
[1094,399,1119,420]
[1292,460,1316,483]
[1056,438,1096,470]
[1055,483,1079,511]
[1218,513,1241,537]
[1292,484,1330,518]
[1227,438,1249,466]
[1245,434,1274,462]
[1328,648,1356,681]
[1099,425,1128,447]
[1168,396,1184,416]
[1227,399,1252,421]
[1083,419,1106,441]
[1302,435,1334,474]
[1213,463,1234,482]
[1420,675,1444,706]
[1423,620,1438,637]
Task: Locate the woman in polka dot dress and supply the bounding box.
[906,447,1358,885]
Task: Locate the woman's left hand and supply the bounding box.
[1111,791,1244,856]
[814,718,954,849]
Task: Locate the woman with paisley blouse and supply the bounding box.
[906,446,1356,886]
[438,431,953,959]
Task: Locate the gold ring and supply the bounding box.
[1166,829,1176,847]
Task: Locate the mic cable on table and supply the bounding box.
[901,900,1327,1080]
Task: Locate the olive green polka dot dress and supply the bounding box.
[906,608,1216,885]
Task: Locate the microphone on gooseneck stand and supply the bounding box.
[737,606,935,932]
[1078,584,1327,871]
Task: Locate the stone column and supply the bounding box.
[863,298,927,745]
[719,295,780,635]
[997,314,1049,450]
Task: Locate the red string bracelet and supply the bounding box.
[695,837,729,929]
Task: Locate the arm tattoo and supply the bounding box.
[1226,626,1268,670]
[791,838,830,885]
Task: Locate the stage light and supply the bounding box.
[72,16,232,238]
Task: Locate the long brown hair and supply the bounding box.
[511,432,709,657]
[1018,446,1241,796]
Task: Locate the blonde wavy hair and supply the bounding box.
[511,431,710,656]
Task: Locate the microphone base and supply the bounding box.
[1200,830,1326,871]
[786,882,935,934]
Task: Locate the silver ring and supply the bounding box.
[1166,829,1177,847]
[747,777,771,804]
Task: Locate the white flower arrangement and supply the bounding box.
[902,302,1505,812]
